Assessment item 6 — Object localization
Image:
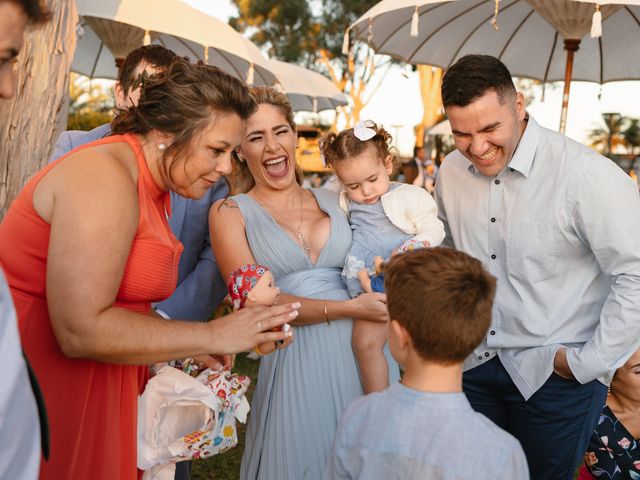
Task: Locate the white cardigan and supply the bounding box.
[338,183,445,247]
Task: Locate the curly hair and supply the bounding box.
[319,121,397,169]
[111,57,256,185]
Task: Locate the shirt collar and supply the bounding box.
[508,114,539,178]
[465,113,540,178]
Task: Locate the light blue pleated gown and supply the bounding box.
[235,188,364,480]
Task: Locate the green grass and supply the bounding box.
[191,353,260,480]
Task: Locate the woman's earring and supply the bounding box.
[158,143,167,151]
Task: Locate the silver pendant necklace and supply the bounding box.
[256,188,311,259]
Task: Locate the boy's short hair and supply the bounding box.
[384,248,496,364]
[441,54,516,108]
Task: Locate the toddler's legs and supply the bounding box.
[352,318,389,394]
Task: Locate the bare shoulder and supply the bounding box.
[210,197,244,226]
[35,142,139,224]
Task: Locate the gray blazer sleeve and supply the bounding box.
[49,132,74,163]
[48,124,112,164]
[155,180,229,321]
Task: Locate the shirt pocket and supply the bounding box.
[506,221,560,284]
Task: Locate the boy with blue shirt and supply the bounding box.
[326,248,529,480]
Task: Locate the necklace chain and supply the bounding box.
[254,189,311,259]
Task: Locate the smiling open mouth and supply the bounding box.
[263,155,289,178]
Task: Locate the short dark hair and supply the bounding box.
[441,55,516,108]
[118,45,177,96]
[9,0,50,24]
[384,248,496,365]
[111,57,256,185]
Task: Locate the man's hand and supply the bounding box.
[553,348,575,380]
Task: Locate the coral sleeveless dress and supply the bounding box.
[0,134,183,480]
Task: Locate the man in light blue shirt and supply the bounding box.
[435,54,640,479]
[326,248,528,480]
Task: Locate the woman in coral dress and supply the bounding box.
[0,59,296,480]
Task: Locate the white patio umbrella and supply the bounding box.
[347,0,640,132]
[268,60,348,112]
[72,0,277,85]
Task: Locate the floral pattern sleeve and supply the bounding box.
[584,406,640,479]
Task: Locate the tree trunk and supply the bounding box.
[416,65,443,148]
[0,0,78,220]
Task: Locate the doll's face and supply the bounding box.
[245,271,279,307]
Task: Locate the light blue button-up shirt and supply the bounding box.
[435,116,640,400]
[326,383,529,479]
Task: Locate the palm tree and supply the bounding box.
[623,118,640,156]
[587,113,626,157]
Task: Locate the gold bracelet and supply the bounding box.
[254,345,265,357]
[324,304,330,325]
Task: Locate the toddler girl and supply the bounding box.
[320,120,445,393]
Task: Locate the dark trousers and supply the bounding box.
[463,357,607,480]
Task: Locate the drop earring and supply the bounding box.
[158,143,167,151]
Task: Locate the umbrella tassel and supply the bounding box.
[591,4,602,38]
[410,6,420,37]
[143,29,151,45]
[246,63,255,85]
[313,98,318,113]
[342,28,350,55]
[368,18,373,43]
[491,0,501,31]
[203,46,209,65]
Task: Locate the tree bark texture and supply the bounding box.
[0,0,78,220]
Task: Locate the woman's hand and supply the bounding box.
[349,293,389,323]
[206,302,299,355]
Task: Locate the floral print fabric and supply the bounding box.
[585,405,640,479]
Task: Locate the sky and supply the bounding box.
[182,0,640,156]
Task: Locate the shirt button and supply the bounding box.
[490,330,496,335]
[491,254,496,259]
[494,179,500,185]
[509,168,515,172]
[477,356,483,360]
[484,352,490,357]
[490,217,496,222]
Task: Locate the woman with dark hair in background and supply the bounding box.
[582,349,640,479]
[0,60,297,480]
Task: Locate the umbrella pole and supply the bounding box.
[559,39,581,134]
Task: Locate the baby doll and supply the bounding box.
[228,263,290,356]
[357,239,426,294]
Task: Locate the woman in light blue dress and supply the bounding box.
[209,86,389,480]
